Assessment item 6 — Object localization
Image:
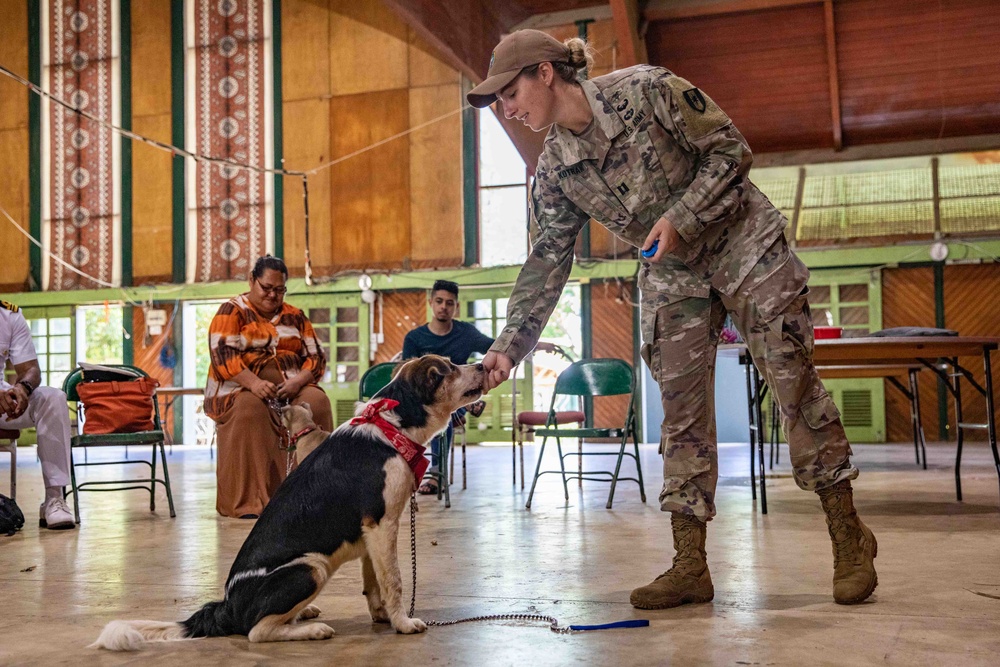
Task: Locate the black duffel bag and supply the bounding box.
[0,493,25,536]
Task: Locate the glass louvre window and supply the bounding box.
[938,160,1000,235]
[478,109,528,267]
[751,150,1000,244]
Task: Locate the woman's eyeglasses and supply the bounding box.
[255,279,287,296]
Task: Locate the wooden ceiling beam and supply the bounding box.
[610,0,649,67]
[644,0,822,21]
[381,0,531,82]
[383,0,547,171]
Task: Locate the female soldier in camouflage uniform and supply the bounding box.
[469,29,877,608]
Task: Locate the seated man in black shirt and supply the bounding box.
[403,279,553,494]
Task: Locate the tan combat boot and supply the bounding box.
[817,480,878,604]
[630,513,714,609]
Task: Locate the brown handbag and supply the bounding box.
[77,378,160,435]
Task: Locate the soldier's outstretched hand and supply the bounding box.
[482,351,514,393]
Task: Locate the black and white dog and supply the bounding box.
[93,355,484,650]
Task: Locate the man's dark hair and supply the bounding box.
[251,255,288,280]
[432,279,459,298]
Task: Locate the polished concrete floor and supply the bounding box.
[1,438,999,666]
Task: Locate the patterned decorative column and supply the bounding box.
[186,0,273,283]
[42,0,120,290]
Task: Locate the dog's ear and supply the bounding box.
[299,402,313,420]
[414,356,452,404]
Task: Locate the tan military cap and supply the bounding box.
[466,30,570,108]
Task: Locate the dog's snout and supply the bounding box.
[475,363,484,372]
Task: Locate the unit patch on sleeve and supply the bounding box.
[682,88,707,113]
[665,76,730,140]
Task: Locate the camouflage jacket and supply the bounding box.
[492,65,787,363]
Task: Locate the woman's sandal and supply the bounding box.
[417,478,439,495]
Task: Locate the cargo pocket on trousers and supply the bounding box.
[661,446,712,488]
[747,244,810,324]
[801,393,841,431]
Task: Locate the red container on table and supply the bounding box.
[814,326,843,339]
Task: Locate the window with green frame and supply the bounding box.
[458,288,531,442]
[21,306,74,391]
[291,294,370,427]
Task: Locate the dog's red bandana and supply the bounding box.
[350,398,429,488]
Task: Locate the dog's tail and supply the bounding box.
[91,600,232,651]
[89,620,190,651]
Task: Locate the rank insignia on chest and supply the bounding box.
[683,88,707,113]
[616,182,630,196]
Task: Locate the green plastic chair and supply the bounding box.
[358,361,453,507]
[62,365,176,524]
[358,362,399,401]
[526,358,646,510]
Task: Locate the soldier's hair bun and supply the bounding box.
[563,37,595,72]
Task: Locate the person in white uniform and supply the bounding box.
[0,299,75,530]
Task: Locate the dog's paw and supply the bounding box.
[296,604,322,622]
[301,623,335,641]
[394,617,427,634]
[369,605,390,623]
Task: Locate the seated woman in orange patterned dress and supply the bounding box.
[204,256,333,519]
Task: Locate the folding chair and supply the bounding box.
[511,345,581,489]
[0,429,18,500]
[526,358,646,509]
[62,365,175,524]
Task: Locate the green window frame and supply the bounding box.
[456,287,532,443]
[293,294,370,427]
[20,306,75,392]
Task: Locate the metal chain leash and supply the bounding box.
[407,492,575,634]
[267,398,295,477]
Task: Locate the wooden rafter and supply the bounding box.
[382,0,547,171]
[610,0,649,67]
[381,0,531,82]
[644,0,822,21]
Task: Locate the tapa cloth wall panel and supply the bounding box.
[186,0,272,283]
[45,0,120,290]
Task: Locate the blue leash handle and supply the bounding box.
[641,240,659,259]
[569,619,650,631]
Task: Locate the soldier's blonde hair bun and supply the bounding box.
[563,37,595,72]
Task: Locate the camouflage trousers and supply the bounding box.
[639,238,858,521]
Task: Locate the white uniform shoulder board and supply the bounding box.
[0,300,19,313]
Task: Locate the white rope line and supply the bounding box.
[0,64,303,178]
[0,201,117,289]
[0,64,471,179]
[305,105,470,175]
